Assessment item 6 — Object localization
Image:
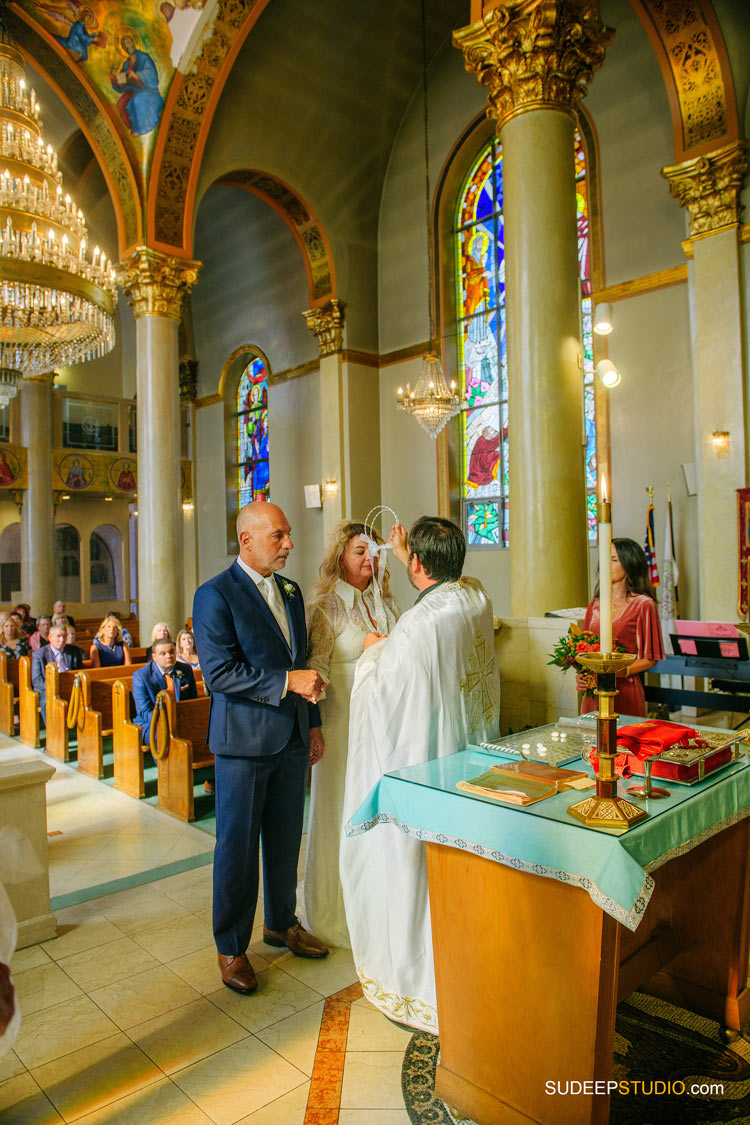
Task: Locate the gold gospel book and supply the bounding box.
[457,761,588,806]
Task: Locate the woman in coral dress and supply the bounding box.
[578,537,664,717]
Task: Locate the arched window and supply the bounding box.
[235,355,270,511]
[90,525,123,602]
[455,133,596,547]
[54,524,80,602]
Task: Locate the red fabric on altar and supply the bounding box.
[616,720,704,760]
[581,595,664,717]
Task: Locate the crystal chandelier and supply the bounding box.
[0,36,116,404]
[395,0,460,440]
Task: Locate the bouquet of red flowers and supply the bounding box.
[548,623,625,698]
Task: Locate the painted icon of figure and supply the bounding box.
[0,450,16,486]
[110,30,164,137]
[35,1,106,62]
[116,464,136,491]
[467,426,500,489]
[65,458,88,489]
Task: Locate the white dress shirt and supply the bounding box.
[236,556,290,697]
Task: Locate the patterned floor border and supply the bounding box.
[304,980,364,1124]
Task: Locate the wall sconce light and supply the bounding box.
[182,499,194,512]
[104,495,113,502]
[711,430,730,457]
[304,484,322,509]
[593,302,613,336]
[61,493,70,501]
[596,359,621,388]
[323,479,338,501]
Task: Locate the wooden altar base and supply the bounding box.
[426,818,750,1125]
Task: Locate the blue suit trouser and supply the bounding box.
[212,727,307,955]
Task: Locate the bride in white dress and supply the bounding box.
[299,521,400,947]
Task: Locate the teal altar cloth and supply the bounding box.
[346,745,750,930]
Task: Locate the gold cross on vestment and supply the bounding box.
[460,630,499,735]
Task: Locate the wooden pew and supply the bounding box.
[80,667,204,782]
[18,657,40,748]
[150,690,213,821]
[0,654,18,737]
[43,662,141,763]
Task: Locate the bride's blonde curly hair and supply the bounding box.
[307,521,394,609]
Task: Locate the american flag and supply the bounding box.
[644,501,660,588]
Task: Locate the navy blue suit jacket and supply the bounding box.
[192,562,319,758]
[31,643,84,692]
[132,659,198,738]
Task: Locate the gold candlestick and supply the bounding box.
[567,652,649,833]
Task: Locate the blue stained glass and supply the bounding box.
[460,223,496,311]
[459,151,494,227]
[464,405,502,499]
[461,310,498,407]
[467,502,500,547]
[236,357,269,505]
[587,491,597,536]
[494,153,504,213]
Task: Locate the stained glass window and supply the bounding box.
[234,357,269,509]
[456,133,596,547]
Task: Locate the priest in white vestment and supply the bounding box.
[341,516,500,1033]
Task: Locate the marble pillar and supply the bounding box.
[303,299,382,542]
[663,141,748,621]
[117,248,200,640]
[455,2,612,616]
[20,374,55,615]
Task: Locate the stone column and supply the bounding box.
[303,299,383,543]
[117,248,200,641]
[662,141,747,620]
[20,373,55,615]
[455,2,612,616]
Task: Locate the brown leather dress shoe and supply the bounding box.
[263,920,329,958]
[218,953,257,994]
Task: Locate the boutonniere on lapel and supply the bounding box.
[282,581,296,600]
[173,669,184,681]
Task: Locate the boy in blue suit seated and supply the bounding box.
[132,636,198,741]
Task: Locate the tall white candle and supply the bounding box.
[599,475,612,654]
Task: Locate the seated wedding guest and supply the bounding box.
[32,623,84,720]
[341,516,500,1034]
[0,617,30,660]
[65,626,79,650]
[29,615,52,652]
[107,610,133,647]
[132,637,197,742]
[14,604,35,636]
[53,600,75,627]
[145,621,170,661]
[90,615,131,667]
[50,614,69,633]
[577,537,664,718]
[300,521,400,948]
[176,628,200,670]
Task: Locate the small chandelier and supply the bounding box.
[395,0,460,440]
[0,35,116,403]
[397,356,459,439]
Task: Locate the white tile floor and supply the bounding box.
[0,738,415,1123]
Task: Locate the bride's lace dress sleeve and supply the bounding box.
[307,603,337,684]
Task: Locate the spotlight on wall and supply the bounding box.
[596,359,621,388]
[593,302,613,336]
[104,495,113,502]
[61,493,70,501]
[711,430,730,457]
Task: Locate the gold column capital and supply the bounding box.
[453,1,613,131]
[22,371,56,386]
[662,140,748,239]
[302,298,345,357]
[116,247,201,321]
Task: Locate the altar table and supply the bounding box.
[349,742,750,1125]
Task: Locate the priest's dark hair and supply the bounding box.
[408,517,465,583]
[594,537,657,602]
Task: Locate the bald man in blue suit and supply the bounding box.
[193,502,328,996]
